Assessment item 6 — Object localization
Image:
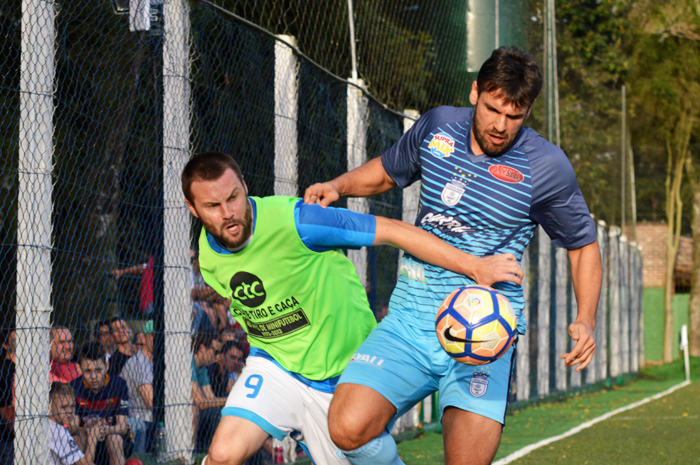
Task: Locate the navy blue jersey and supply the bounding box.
[382,106,596,333]
[71,375,129,426]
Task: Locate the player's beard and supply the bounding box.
[472,106,520,157]
[202,199,253,250]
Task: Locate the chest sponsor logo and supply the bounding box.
[441,180,466,206]
[469,372,490,397]
[488,164,524,184]
[428,133,455,158]
[244,308,310,339]
[230,271,266,307]
[420,212,471,234]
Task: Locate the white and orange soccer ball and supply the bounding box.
[435,285,517,365]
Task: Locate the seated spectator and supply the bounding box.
[0,330,15,465]
[95,321,114,361]
[107,318,133,378]
[110,257,154,315]
[191,332,226,453]
[191,302,217,338]
[71,343,130,465]
[49,382,100,465]
[51,326,81,383]
[208,340,245,397]
[119,323,154,454]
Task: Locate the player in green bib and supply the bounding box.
[182,152,523,465]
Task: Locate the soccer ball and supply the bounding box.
[435,286,517,365]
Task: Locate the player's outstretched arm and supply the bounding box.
[561,240,602,371]
[303,157,396,207]
[373,216,523,286]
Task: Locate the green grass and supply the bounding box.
[396,357,700,465]
[643,288,689,362]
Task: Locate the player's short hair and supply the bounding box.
[77,342,106,364]
[476,46,542,109]
[50,382,75,401]
[181,152,244,204]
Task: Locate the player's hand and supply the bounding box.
[303,182,340,207]
[472,254,523,286]
[561,321,596,371]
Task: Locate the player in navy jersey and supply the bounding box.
[304,46,603,465]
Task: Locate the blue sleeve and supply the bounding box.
[381,106,472,188]
[294,200,376,252]
[529,140,597,249]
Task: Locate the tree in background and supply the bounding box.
[628,0,700,361]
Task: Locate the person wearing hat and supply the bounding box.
[119,321,155,453]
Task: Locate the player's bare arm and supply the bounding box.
[561,240,602,371]
[304,157,396,207]
[373,216,523,286]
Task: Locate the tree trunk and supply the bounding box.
[687,158,700,356]
[663,110,694,363]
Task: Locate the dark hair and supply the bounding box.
[191,331,217,354]
[221,340,243,356]
[476,46,542,108]
[181,152,244,204]
[77,342,106,364]
[50,382,74,400]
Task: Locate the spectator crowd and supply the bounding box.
[0,250,249,465]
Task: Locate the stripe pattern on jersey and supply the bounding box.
[393,120,534,334]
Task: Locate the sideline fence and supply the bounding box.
[1,1,643,464]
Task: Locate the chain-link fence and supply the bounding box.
[1,0,645,464]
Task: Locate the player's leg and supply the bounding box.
[439,343,517,465]
[205,416,269,465]
[328,383,395,450]
[330,313,439,464]
[442,407,502,465]
[206,356,306,465]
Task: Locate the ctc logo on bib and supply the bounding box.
[230,272,266,307]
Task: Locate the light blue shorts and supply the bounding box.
[338,311,516,425]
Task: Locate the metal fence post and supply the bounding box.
[620,235,630,374]
[15,0,55,462]
[163,0,193,461]
[537,226,552,396]
[555,247,568,392]
[274,35,299,197]
[516,244,531,400]
[629,242,640,373]
[608,226,622,378]
[592,220,608,383]
[346,79,368,286]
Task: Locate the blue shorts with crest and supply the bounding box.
[338,311,517,426]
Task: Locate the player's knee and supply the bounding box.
[207,438,246,465]
[328,410,377,451]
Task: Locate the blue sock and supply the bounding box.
[340,431,405,465]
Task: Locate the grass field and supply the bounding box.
[396,357,700,465]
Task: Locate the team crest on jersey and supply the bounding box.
[428,133,455,158]
[488,164,524,184]
[441,180,465,206]
[470,372,490,397]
